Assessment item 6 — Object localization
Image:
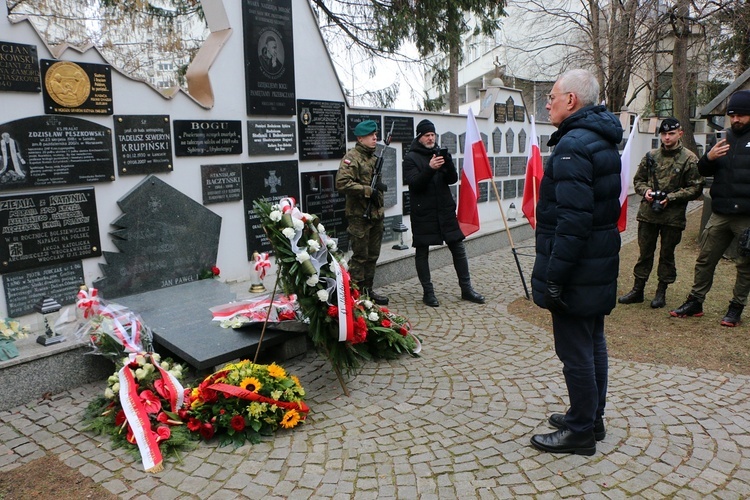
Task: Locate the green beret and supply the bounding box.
[353,120,378,137]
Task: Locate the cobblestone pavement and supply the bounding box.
[3,202,750,499]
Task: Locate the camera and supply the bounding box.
[651,190,667,213]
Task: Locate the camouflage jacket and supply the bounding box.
[335,142,384,219]
[633,142,704,228]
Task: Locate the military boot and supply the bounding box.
[650,282,668,309]
[670,295,704,318]
[422,283,439,307]
[618,278,646,304]
[720,300,744,327]
[363,280,389,306]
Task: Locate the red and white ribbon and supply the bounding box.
[76,287,100,318]
[330,258,354,342]
[254,252,271,280]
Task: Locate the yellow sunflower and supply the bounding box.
[291,375,301,387]
[279,408,301,429]
[267,363,286,379]
[240,376,262,392]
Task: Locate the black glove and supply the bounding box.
[544,281,569,315]
[375,182,388,192]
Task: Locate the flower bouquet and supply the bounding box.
[210,292,301,329]
[0,317,30,361]
[253,198,420,376]
[183,360,309,447]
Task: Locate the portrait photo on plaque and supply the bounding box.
[114,115,173,175]
[0,41,41,93]
[41,59,113,115]
[0,115,115,191]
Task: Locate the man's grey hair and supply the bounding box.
[558,69,600,107]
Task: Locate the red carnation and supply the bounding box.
[381,307,390,314]
[399,326,408,336]
[327,306,338,318]
[187,417,202,432]
[211,266,220,276]
[381,319,392,328]
[200,422,215,440]
[230,414,246,431]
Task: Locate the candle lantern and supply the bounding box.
[392,222,409,250]
[35,296,65,346]
[507,202,518,222]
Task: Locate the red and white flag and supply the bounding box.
[618,116,639,232]
[457,108,493,236]
[521,115,543,229]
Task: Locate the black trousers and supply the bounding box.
[414,241,472,290]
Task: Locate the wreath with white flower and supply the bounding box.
[253,198,420,375]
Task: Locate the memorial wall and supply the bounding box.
[0,0,550,317]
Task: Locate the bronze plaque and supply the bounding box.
[41,59,113,115]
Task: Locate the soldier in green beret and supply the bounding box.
[335,120,389,305]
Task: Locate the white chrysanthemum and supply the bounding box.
[282,227,296,239]
[292,218,304,231]
[306,274,319,286]
[104,388,115,399]
[368,311,379,322]
[269,210,282,222]
[307,240,321,252]
[326,239,338,251]
[317,289,329,302]
[296,251,311,263]
[317,223,326,233]
[363,300,373,309]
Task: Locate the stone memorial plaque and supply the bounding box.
[540,135,550,153]
[93,175,221,299]
[401,142,413,163]
[495,157,510,177]
[114,115,172,175]
[297,99,345,160]
[488,156,495,169]
[0,187,101,273]
[510,157,526,176]
[242,0,296,115]
[173,120,242,156]
[492,128,503,153]
[382,215,402,244]
[515,106,525,122]
[478,181,489,203]
[489,180,502,201]
[518,129,527,154]
[41,59,112,115]
[440,132,457,154]
[247,120,296,156]
[202,164,243,205]
[3,261,83,316]
[506,129,515,153]
[503,179,517,199]
[347,114,382,143]
[0,115,114,190]
[402,191,410,216]
[518,178,525,197]
[379,145,398,209]
[506,97,515,122]
[384,116,415,143]
[301,170,348,252]
[459,133,466,154]
[243,160,300,255]
[494,103,507,123]
[0,41,40,93]
[449,184,457,204]
[480,132,489,151]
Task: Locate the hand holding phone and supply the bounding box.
[437,148,448,157]
[716,130,727,141]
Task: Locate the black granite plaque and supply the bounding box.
[510,157,526,176]
[518,129,527,154]
[114,115,172,175]
[382,215,401,243]
[242,0,296,115]
[384,116,415,143]
[518,178,525,197]
[202,164,243,205]
[449,184,457,204]
[489,180,502,201]
[492,128,502,153]
[540,135,550,153]
[506,97,515,122]
[495,157,510,177]
[401,142,413,162]
[347,114,382,143]
[459,133,466,154]
[402,191,410,216]
[480,132,489,151]
[0,116,114,190]
[243,160,300,255]
[440,132,458,154]
[0,41,40,93]
[515,106,526,122]
[41,59,112,115]
[478,181,489,203]
[93,175,221,299]
[506,129,515,153]
[3,261,83,316]
[301,170,347,252]
[173,120,242,156]
[0,187,101,273]
[494,103,507,123]
[247,120,296,156]
[297,99,345,160]
[380,146,397,209]
[503,179,517,199]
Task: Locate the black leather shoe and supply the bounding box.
[548,413,606,441]
[366,289,389,306]
[461,288,485,304]
[530,428,596,456]
[423,292,439,307]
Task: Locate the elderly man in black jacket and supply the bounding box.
[530,69,623,456]
[403,119,484,307]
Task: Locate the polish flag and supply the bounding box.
[457,108,493,236]
[618,116,639,232]
[521,116,543,229]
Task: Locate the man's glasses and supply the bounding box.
[546,92,572,104]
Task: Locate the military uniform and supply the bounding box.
[335,121,388,304]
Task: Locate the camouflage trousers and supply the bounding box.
[691,212,750,305]
[346,216,384,284]
[632,221,684,284]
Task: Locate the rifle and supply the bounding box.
[363,121,395,220]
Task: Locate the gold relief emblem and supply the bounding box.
[44,61,90,108]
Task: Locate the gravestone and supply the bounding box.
[93,175,222,299]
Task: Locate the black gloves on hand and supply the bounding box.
[544,282,569,315]
[375,182,388,192]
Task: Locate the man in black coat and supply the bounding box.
[530,69,623,456]
[403,119,484,307]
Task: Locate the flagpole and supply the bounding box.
[489,181,530,299]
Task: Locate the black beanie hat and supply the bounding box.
[727,90,750,115]
[416,119,436,138]
[658,117,680,134]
